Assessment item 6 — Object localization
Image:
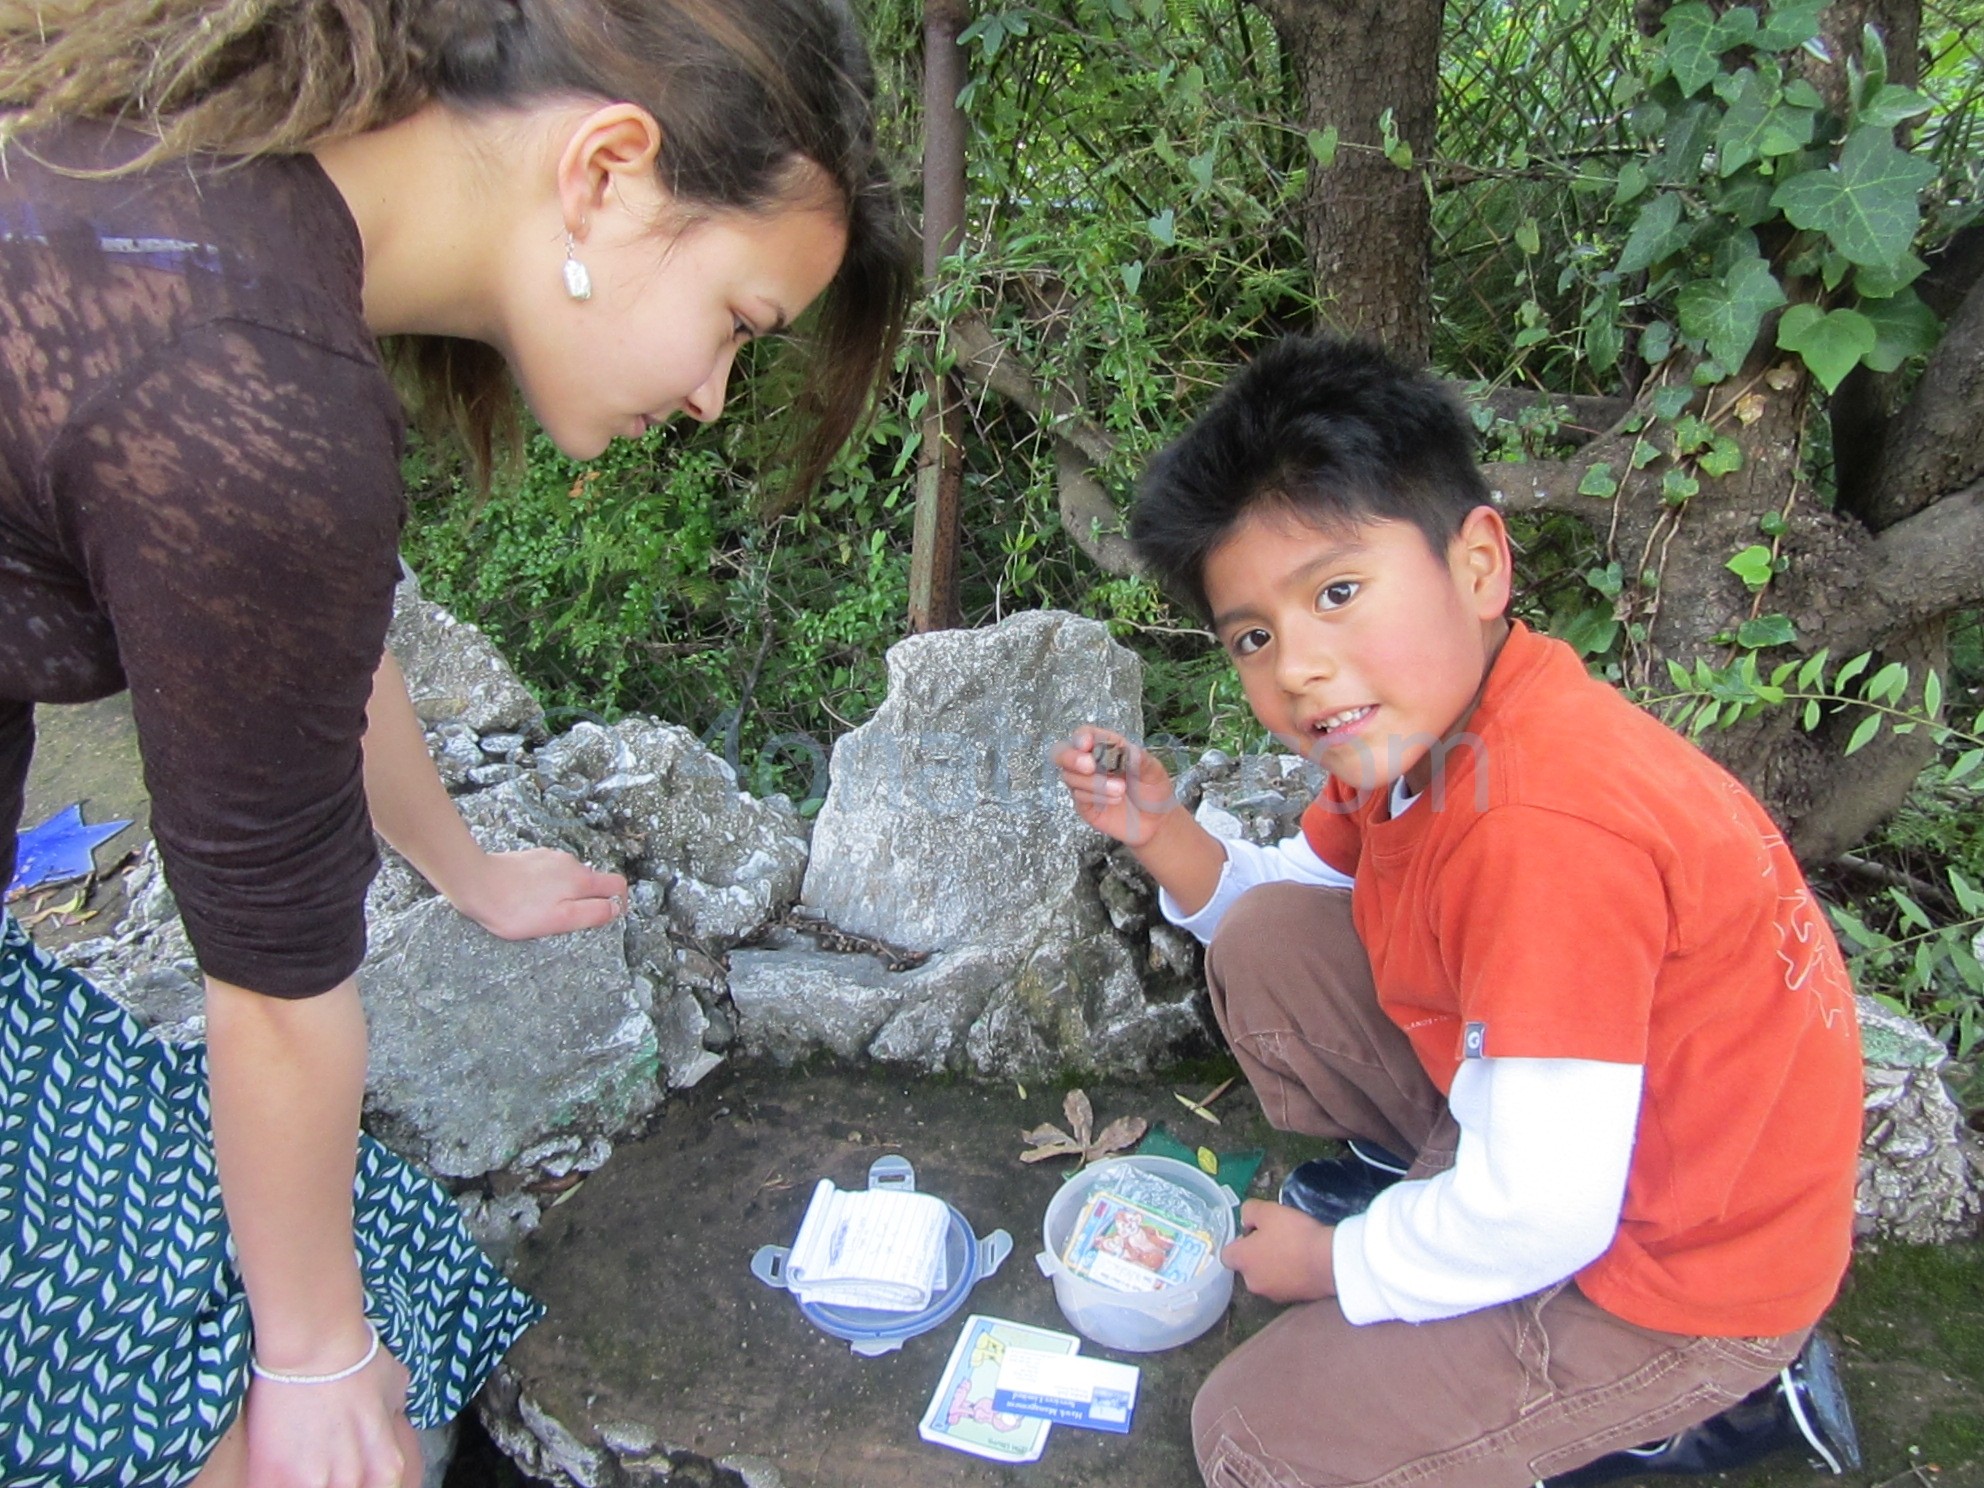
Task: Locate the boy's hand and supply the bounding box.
[1223,1199,1337,1303]
[1053,726,1179,848]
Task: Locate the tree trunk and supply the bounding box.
[1259,0,1445,364]
[910,0,968,633]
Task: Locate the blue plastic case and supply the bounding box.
[751,1155,1013,1356]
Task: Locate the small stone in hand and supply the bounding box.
[1091,740,1127,776]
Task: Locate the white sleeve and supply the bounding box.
[1332,1057,1643,1324]
[1158,831,1356,943]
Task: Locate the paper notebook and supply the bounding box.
[784,1180,949,1311]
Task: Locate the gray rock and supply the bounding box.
[783,611,1208,1076]
[729,940,1019,1069]
[456,1191,543,1268]
[416,1422,457,1488]
[59,849,205,1041]
[1856,994,1983,1243]
[1194,801,1245,841]
[802,610,1141,952]
[651,980,725,1089]
[358,898,660,1179]
[388,577,543,736]
[535,719,809,950]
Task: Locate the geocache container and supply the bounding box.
[1036,1154,1235,1352]
[751,1155,1012,1357]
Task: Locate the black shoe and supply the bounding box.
[1538,1332,1862,1486]
[1346,1138,1411,1177]
[1277,1143,1409,1226]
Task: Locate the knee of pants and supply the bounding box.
[1192,1336,1282,1484]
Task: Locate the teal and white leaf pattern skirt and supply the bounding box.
[0,915,544,1486]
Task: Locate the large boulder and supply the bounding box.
[58,586,811,1260]
[734,610,1207,1078]
[387,575,544,737]
[802,609,1139,951]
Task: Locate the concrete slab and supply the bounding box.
[501,1061,1321,1487]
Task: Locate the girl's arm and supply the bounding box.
[205,973,419,1487]
[361,650,626,938]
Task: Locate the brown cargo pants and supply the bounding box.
[1192,882,1806,1488]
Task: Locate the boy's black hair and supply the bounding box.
[1130,335,1494,621]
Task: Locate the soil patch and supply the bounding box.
[495,1061,1984,1488]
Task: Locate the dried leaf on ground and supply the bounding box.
[1019,1088,1148,1167]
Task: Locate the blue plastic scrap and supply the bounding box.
[7,803,132,898]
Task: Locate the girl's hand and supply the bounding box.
[1052,726,1181,849]
[451,846,628,941]
[1222,1199,1338,1304]
[242,1339,421,1488]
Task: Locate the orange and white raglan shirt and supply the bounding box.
[1165,622,1862,1337]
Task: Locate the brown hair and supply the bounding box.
[0,0,913,494]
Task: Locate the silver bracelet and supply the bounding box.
[250,1323,380,1386]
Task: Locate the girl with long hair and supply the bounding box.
[0,4,912,1484]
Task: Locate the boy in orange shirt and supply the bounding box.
[1058,336,1864,1487]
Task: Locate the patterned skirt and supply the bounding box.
[0,914,544,1487]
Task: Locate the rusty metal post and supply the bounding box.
[909,0,969,633]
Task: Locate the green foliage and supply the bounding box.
[401,379,918,803]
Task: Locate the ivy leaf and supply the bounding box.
[1771,125,1937,269]
[1578,462,1621,499]
[1614,161,1649,205]
[1640,320,1675,365]
[1858,289,1943,373]
[1558,605,1621,657]
[1652,384,1695,420]
[1726,544,1777,589]
[1145,208,1177,247]
[1776,303,1878,391]
[1755,0,1825,52]
[1713,174,1778,228]
[1662,467,1701,504]
[1677,256,1788,370]
[1715,71,1816,176]
[1718,7,1761,48]
[1307,126,1340,168]
[1700,435,1745,476]
[1737,614,1798,648]
[1515,218,1542,256]
[1854,252,1929,298]
[1858,84,1934,130]
[1661,4,1729,97]
[1858,23,1889,103]
[1659,98,1718,185]
[1584,296,1624,375]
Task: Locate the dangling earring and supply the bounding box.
[562,232,592,301]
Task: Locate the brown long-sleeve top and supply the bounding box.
[0,122,407,997]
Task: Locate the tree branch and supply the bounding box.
[948,317,1138,576]
[1833,478,1984,655]
[1865,271,1984,531]
[1480,456,1627,519]
[1477,389,1630,447]
[949,317,1117,467]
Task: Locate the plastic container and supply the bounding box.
[751,1155,1012,1357]
[1035,1155,1235,1353]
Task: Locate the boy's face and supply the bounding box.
[1203,504,1512,796]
